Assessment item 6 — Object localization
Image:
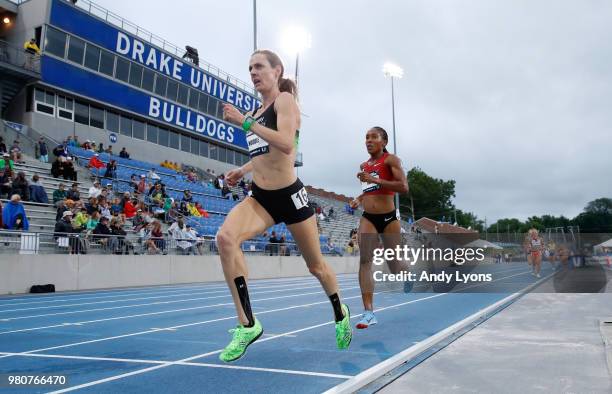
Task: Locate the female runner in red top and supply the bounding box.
[350,127,409,329]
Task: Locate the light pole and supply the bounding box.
[383,62,403,218]
[253,0,257,52]
[281,26,311,88]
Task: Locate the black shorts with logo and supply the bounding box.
[251,178,314,225]
[362,210,398,233]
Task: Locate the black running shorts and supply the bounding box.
[251,178,314,225]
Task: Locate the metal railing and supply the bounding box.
[2,120,58,161]
[0,230,341,256]
[63,0,256,95]
[0,39,41,74]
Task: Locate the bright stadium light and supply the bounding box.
[383,62,404,79]
[281,26,311,87]
[2,17,10,25]
[281,26,312,56]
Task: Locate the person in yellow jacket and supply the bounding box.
[23,38,40,70]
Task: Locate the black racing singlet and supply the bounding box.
[247,101,299,159]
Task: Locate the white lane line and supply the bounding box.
[0,352,352,380]
[0,276,352,307]
[45,269,532,393]
[0,267,527,364]
[0,288,381,361]
[0,285,362,335]
[45,293,443,394]
[0,280,357,320]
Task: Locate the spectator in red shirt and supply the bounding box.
[123,198,137,219]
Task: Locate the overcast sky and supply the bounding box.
[96,0,612,223]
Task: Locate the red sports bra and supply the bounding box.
[360,152,395,196]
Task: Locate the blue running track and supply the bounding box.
[0,263,551,393]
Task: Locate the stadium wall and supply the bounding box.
[0,255,359,295]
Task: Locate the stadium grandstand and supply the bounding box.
[0,0,358,257]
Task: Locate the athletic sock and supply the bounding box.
[329,293,344,322]
[234,276,255,327]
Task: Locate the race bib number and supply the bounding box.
[247,131,270,158]
[361,172,380,193]
[291,187,309,210]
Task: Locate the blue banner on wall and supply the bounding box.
[49,0,260,113]
[41,56,247,149]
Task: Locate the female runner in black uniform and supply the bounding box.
[217,50,351,362]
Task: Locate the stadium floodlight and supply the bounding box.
[382,61,403,218]
[383,62,404,79]
[281,26,311,86]
[2,17,10,25]
[281,26,312,56]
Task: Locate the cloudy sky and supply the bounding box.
[96,0,612,223]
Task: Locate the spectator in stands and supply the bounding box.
[55,199,69,221]
[119,147,130,159]
[54,210,83,254]
[194,202,209,218]
[89,142,97,152]
[134,174,146,195]
[85,197,100,215]
[53,142,68,162]
[92,216,114,251]
[9,140,24,164]
[279,233,288,256]
[0,168,11,199]
[88,181,102,199]
[184,224,202,255]
[148,167,161,181]
[97,143,104,154]
[87,153,105,177]
[63,157,77,181]
[221,183,231,199]
[326,238,342,256]
[29,174,48,204]
[0,153,14,177]
[104,159,117,179]
[99,200,112,221]
[35,137,49,163]
[328,207,335,219]
[110,197,122,216]
[66,183,80,202]
[2,194,29,230]
[105,145,113,155]
[148,220,165,254]
[72,136,80,148]
[51,157,63,179]
[132,209,146,231]
[109,217,129,254]
[11,171,29,201]
[123,197,137,219]
[0,137,6,155]
[81,140,91,150]
[214,174,224,190]
[150,183,165,204]
[73,207,89,230]
[268,231,279,256]
[86,211,100,231]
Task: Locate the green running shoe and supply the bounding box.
[219,319,263,363]
[335,304,352,349]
